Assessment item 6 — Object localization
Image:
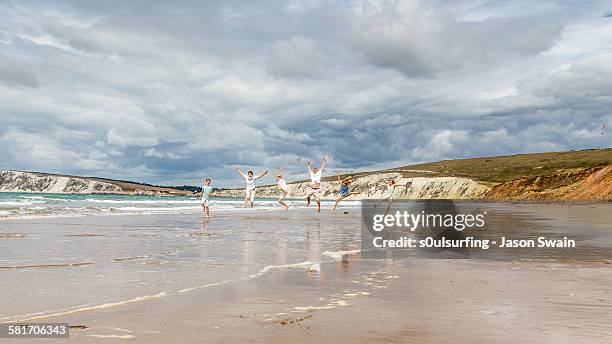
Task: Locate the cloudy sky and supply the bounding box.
[1,0,610,186]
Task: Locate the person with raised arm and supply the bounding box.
[275,162,290,210]
[375,179,412,215]
[306,156,327,213]
[236,167,268,208]
[332,171,360,211]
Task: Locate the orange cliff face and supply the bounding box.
[562,165,612,201]
[485,166,612,202]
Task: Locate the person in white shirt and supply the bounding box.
[375,179,411,215]
[306,157,327,213]
[275,162,290,210]
[236,167,268,208]
[375,179,397,215]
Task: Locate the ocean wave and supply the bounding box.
[113,206,202,212]
[0,200,46,207]
[0,193,360,220]
[84,199,200,204]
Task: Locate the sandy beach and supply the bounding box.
[2,0,611,341]
[1,203,611,343]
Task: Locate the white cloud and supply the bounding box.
[106,117,159,147]
[265,124,312,142]
[0,129,73,169]
[0,55,39,88]
[349,0,564,76]
[142,148,183,159]
[0,0,609,185]
[266,36,321,77]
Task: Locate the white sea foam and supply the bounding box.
[4,292,168,323]
[177,280,233,294]
[322,249,361,261]
[0,200,45,207]
[294,305,336,311]
[84,199,199,204]
[87,334,135,339]
[248,261,315,279]
[114,206,202,212]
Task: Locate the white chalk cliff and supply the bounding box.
[0,171,121,194]
[0,171,189,195]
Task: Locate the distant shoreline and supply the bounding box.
[2,148,610,201]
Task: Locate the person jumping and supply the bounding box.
[275,163,290,210]
[236,167,268,208]
[333,171,359,211]
[375,179,411,215]
[306,157,327,213]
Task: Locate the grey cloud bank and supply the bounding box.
[0,0,610,187]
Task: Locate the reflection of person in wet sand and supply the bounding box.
[306,157,327,213]
[236,167,268,208]
[275,162,290,210]
[200,178,213,217]
[333,171,359,211]
[306,222,321,273]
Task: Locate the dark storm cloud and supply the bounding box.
[0,0,610,186]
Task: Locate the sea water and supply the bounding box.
[0,192,360,220]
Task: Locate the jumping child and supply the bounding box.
[374,179,411,215]
[333,171,359,211]
[276,163,290,210]
[236,167,268,208]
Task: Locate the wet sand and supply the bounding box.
[1,203,611,343]
[31,258,612,343]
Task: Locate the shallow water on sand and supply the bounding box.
[0,202,610,331]
[0,207,362,322]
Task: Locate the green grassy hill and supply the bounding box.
[387,148,612,184]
